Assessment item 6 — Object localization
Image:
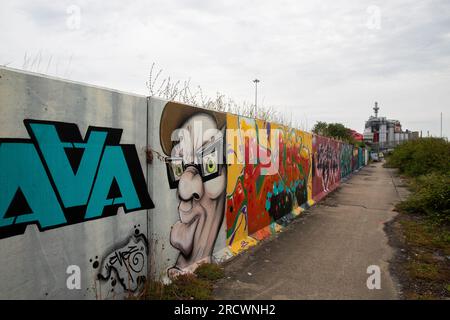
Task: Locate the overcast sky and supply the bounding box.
[1,0,449,136]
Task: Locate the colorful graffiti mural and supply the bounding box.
[225,115,312,254]
[0,120,154,240]
[158,102,227,277]
[156,108,358,268]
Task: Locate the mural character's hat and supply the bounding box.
[159,101,226,156]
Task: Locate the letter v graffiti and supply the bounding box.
[0,119,154,239]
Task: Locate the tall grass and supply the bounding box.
[146,63,307,129]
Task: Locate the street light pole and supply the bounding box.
[253,79,260,117]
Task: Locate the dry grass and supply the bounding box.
[146,62,308,130]
[140,263,224,300]
[143,274,213,300]
[194,263,225,281]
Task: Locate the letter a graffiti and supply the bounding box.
[0,119,154,239]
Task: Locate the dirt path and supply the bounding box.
[214,162,408,299]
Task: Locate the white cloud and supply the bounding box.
[1,0,449,136]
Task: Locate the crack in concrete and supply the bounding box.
[336,203,391,212]
[320,202,390,211]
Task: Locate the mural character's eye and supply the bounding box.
[202,151,218,176]
[171,160,184,180]
[206,158,217,173]
[175,164,183,177]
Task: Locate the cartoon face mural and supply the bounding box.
[312,135,340,200]
[159,102,227,276]
[225,115,312,253]
[0,120,154,239]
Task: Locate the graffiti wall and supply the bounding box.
[225,115,312,254]
[340,143,353,179]
[358,147,364,169]
[312,135,341,201]
[0,67,152,299]
[0,67,367,299]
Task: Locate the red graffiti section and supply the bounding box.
[227,121,311,245]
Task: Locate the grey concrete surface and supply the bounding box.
[213,162,405,299]
[0,67,149,299]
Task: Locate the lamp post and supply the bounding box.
[253,79,260,117]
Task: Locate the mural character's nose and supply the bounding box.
[178,166,204,201]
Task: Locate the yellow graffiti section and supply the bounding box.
[226,114,244,195]
[225,114,259,254]
[225,114,313,255]
[301,131,314,206]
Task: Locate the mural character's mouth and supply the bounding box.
[179,201,197,224]
[170,215,200,258]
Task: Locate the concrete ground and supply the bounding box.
[214,162,409,299]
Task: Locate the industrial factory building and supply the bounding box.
[363,102,419,151]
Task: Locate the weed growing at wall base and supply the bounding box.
[141,263,224,300]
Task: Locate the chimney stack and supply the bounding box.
[373,101,379,118]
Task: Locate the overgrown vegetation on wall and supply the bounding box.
[146,63,307,129]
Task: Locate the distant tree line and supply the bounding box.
[312,121,365,147]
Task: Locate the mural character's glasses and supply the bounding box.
[165,137,224,189]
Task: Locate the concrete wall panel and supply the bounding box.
[0,67,152,299]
